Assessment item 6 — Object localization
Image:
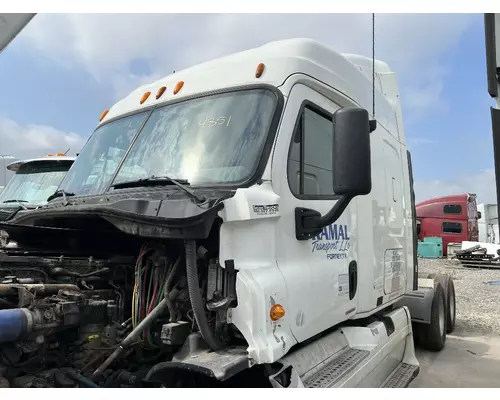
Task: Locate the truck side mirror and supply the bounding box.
[332,107,372,196]
[294,107,375,240]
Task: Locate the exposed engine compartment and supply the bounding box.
[0,229,243,388]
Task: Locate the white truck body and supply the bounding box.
[1,37,450,389]
[88,38,433,386]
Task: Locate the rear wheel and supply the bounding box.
[446,278,456,333]
[425,273,456,334]
[417,282,446,351]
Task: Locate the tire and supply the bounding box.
[445,277,456,333]
[424,273,456,334]
[417,282,446,351]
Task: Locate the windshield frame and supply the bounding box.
[61,84,285,197]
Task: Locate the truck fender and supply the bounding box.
[393,279,435,325]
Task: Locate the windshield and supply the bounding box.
[58,111,149,196]
[0,162,73,207]
[58,88,278,196]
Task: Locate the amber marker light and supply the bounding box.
[99,109,109,122]
[156,86,167,99]
[256,63,265,78]
[270,304,285,321]
[140,91,151,104]
[173,81,184,95]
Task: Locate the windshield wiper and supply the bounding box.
[2,199,28,203]
[2,199,28,210]
[111,175,206,203]
[47,190,75,203]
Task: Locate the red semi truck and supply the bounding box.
[416,193,480,255]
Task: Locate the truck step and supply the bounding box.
[304,348,370,388]
[381,363,419,388]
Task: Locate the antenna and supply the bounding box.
[372,13,376,118]
[63,148,70,155]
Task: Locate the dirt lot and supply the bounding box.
[409,258,500,388]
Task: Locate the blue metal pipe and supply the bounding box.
[0,308,30,343]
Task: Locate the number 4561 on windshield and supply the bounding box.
[199,116,232,128]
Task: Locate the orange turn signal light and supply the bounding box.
[99,109,109,122]
[270,304,285,321]
[156,86,167,99]
[173,81,184,95]
[140,91,151,104]
[256,63,265,78]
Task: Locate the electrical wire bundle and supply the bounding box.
[131,245,170,349]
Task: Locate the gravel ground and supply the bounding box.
[418,257,500,335]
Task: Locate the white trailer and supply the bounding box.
[477,203,499,244]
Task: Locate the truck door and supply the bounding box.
[271,83,357,343]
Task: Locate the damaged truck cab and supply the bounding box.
[0,39,453,388]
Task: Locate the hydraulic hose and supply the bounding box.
[184,239,223,351]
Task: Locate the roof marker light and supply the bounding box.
[173,81,184,95]
[99,109,109,122]
[156,86,167,99]
[256,63,265,78]
[140,91,151,104]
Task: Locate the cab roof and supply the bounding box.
[100,38,402,139]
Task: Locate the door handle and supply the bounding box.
[349,261,358,301]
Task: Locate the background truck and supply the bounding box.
[416,193,480,255]
[0,155,76,247]
[0,155,76,218]
[0,38,455,388]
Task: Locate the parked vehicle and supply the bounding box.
[416,193,480,255]
[477,203,499,244]
[0,155,75,247]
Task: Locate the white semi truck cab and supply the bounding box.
[0,38,454,388]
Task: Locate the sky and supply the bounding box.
[0,13,496,204]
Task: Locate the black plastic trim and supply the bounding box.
[407,150,418,291]
[381,316,395,337]
[348,260,358,301]
[491,107,500,224]
[3,194,226,241]
[485,14,499,98]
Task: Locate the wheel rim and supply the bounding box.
[438,297,445,336]
[449,286,455,323]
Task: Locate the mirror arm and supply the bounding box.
[295,195,354,241]
[317,195,353,227]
